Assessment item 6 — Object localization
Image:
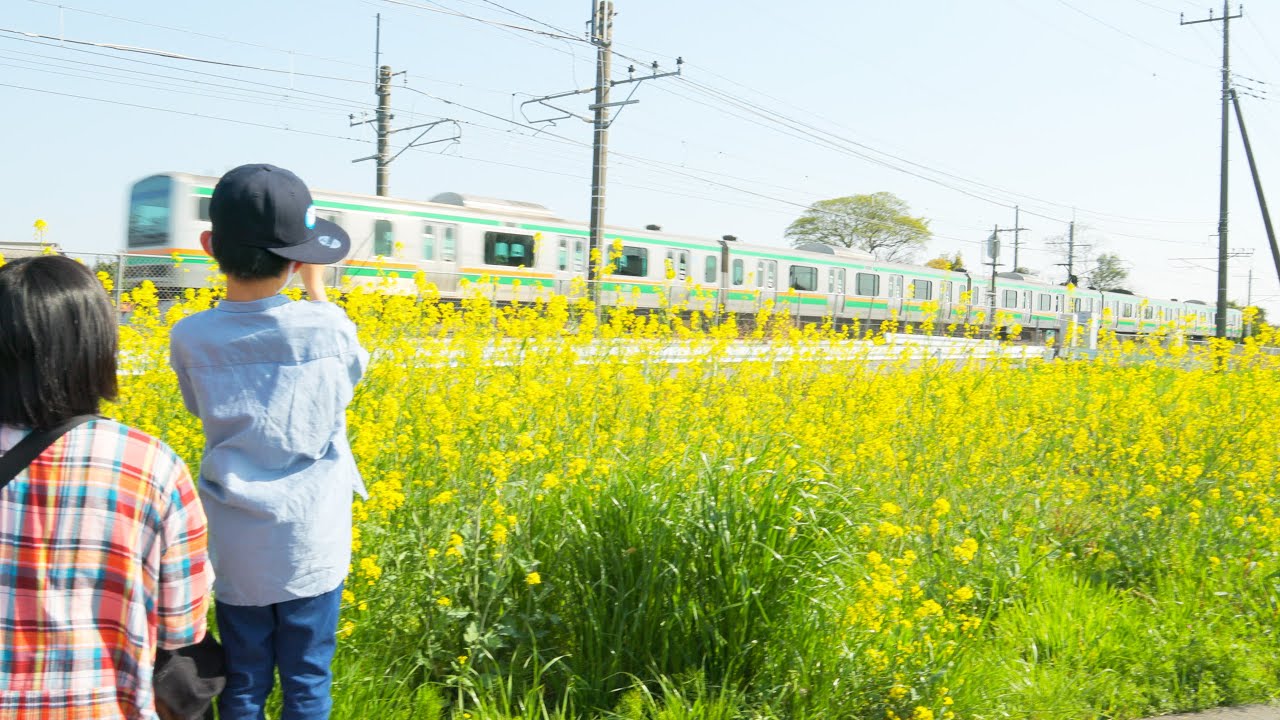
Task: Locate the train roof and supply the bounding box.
[793,242,875,260]
[429,192,559,221]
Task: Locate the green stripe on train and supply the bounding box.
[187,188,975,271]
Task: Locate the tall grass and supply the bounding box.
[102,278,1280,719]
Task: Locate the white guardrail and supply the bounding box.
[120,334,1046,375]
[387,333,1048,369]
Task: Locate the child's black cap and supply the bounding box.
[209,164,351,265]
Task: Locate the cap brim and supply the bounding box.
[268,219,352,264]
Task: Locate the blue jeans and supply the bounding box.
[215,583,343,720]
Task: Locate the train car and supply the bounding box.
[122,172,1242,339]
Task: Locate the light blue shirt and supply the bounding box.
[169,294,369,606]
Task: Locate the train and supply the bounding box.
[123,172,1243,340]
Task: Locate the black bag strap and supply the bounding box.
[0,415,100,489]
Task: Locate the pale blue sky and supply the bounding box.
[3,0,1279,312]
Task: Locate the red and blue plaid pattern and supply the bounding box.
[0,418,212,719]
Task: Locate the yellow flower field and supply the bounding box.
[86,267,1280,718]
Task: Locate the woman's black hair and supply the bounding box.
[0,255,118,428]
[209,235,290,280]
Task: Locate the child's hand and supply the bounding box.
[299,264,328,302]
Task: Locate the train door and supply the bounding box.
[554,235,586,297]
[887,273,904,318]
[827,267,847,319]
[756,259,777,307]
[419,221,461,294]
[698,253,718,312]
[664,249,691,307]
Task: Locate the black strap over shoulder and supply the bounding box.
[0,415,100,489]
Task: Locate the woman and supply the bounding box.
[0,255,212,719]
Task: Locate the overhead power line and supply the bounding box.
[24,0,368,70]
[0,81,365,141]
[374,0,586,42]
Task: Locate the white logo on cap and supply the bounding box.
[304,204,316,230]
[318,235,341,249]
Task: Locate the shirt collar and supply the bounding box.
[216,294,292,314]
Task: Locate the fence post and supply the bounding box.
[114,253,125,308]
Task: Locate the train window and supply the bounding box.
[704,255,717,284]
[912,280,933,301]
[442,226,456,262]
[1054,295,1063,312]
[573,239,585,272]
[855,272,879,297]
[1037,294,1051,312]
[197,197,211,222]
[1022,290,1032,309]
[374,219,395,257]
[941,280,951,302]
[756,261,765,288]
[760,261,777,290]
[789,265,818,292]
[613,246,648,277]
[557,238,568,271]
[1002,289,1018,308]
[888,274,904,298]
[484,231,536,268]
[1122,303,1134,318]
[1143,306,1155,320]
[423,224,436,260]
[732,259,745,286]
[127,175,172,248]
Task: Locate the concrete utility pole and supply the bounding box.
[1182,0,1242,338]
[1067,221,1075,281]
[350,16,461,196]
[987,224,1025,320]
[521,1,682,299]
[988,225,1000,317]
[589,0,613,290]
[376,64,392,195]
[1012,206,1023,271]
[1050,220,1087,286]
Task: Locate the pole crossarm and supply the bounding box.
[388,120,462,163]
[520,61,682,127]
[347,58,460,194]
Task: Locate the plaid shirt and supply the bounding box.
[0,419,212,720]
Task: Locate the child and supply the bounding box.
[169,163,369,719]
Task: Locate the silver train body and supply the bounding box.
[123,172,1243,339]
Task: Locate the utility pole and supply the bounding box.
[350,17,461,196]
[589,0,613,292]
[1049,220,1087,286]
[521,2,682,300]
[988,225,1000,318]
[987,224,1025,325]
[1067,221,1075,281]
[1012,206,1023,272]
[1182,0,1242,338]
[376,65,392,195]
